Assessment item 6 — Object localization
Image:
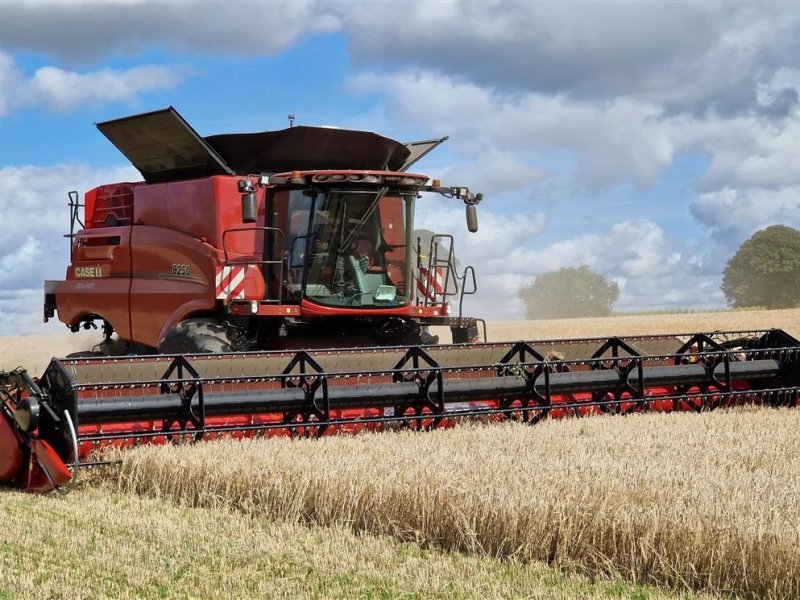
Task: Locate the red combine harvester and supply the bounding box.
[1,107,800,492]
[46,107,483,352]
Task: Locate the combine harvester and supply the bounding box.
[1,107,799,492]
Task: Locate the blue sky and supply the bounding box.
[1,1,800,335]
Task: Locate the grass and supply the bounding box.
[112,409,800,599]
[0,485,691,599]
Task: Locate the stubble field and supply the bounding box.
[2,308,800,598]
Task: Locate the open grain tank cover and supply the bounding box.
[98,107,437,182]
[96,107,234,183]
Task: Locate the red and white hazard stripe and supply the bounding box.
[216,265,247,300]
[416,266,445,301]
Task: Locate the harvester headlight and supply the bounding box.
[365,175,380,183]
[331,174,347,181]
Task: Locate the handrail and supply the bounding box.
[221,227,285,304]
[65,191,84,260]
[415,234,478,319]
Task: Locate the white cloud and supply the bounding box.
[5,1,798,120]
[690,185,800,248]
[27,64,182,113]
[437,148,544,195]
[336,2,800,116]
[415,203,547,319]
[353,66,800,283]
[0,51,183,115]
[0,1,338,61]
[353,71,678,193]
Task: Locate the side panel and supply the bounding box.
[128,227,217,348]
[55,226,133,339]
[133,175,258,253]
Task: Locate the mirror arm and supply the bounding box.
[424,184,483,233]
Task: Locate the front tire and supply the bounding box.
[158,319,246,354]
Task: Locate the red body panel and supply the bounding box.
[133,177,262,254]
[56,176,269,348]
[56,226,134,339]
[128,226,217,347]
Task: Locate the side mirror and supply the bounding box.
[241,192,257,224]
[466,203,478,232]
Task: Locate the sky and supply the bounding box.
[1,0,800,336]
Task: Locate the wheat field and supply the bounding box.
[483,307,800,343]
[114,408,800,599]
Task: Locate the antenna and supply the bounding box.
[288,114,295,128]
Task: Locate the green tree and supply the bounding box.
[519,265,620,319]
[721,224,800,309]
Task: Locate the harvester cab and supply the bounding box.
[44,107,484,353]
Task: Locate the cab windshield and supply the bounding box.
[286,188,413,307]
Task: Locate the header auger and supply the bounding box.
[1,107,799,492]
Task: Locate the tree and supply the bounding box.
[519,265,620,319]
[721,224,800,309]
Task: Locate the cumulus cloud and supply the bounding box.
[5,1,799,119]
[686,114,800,193]
[355,66,800,270]
[436,148,544,195]
[690,185,800,248]
[335,2,800,117]
[27,64,182,113]
[508,219,721,314]
[0,1,338,61]
[0,51,183,115]
[353,71,678,193]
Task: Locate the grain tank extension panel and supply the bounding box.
[96,107,233,183]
